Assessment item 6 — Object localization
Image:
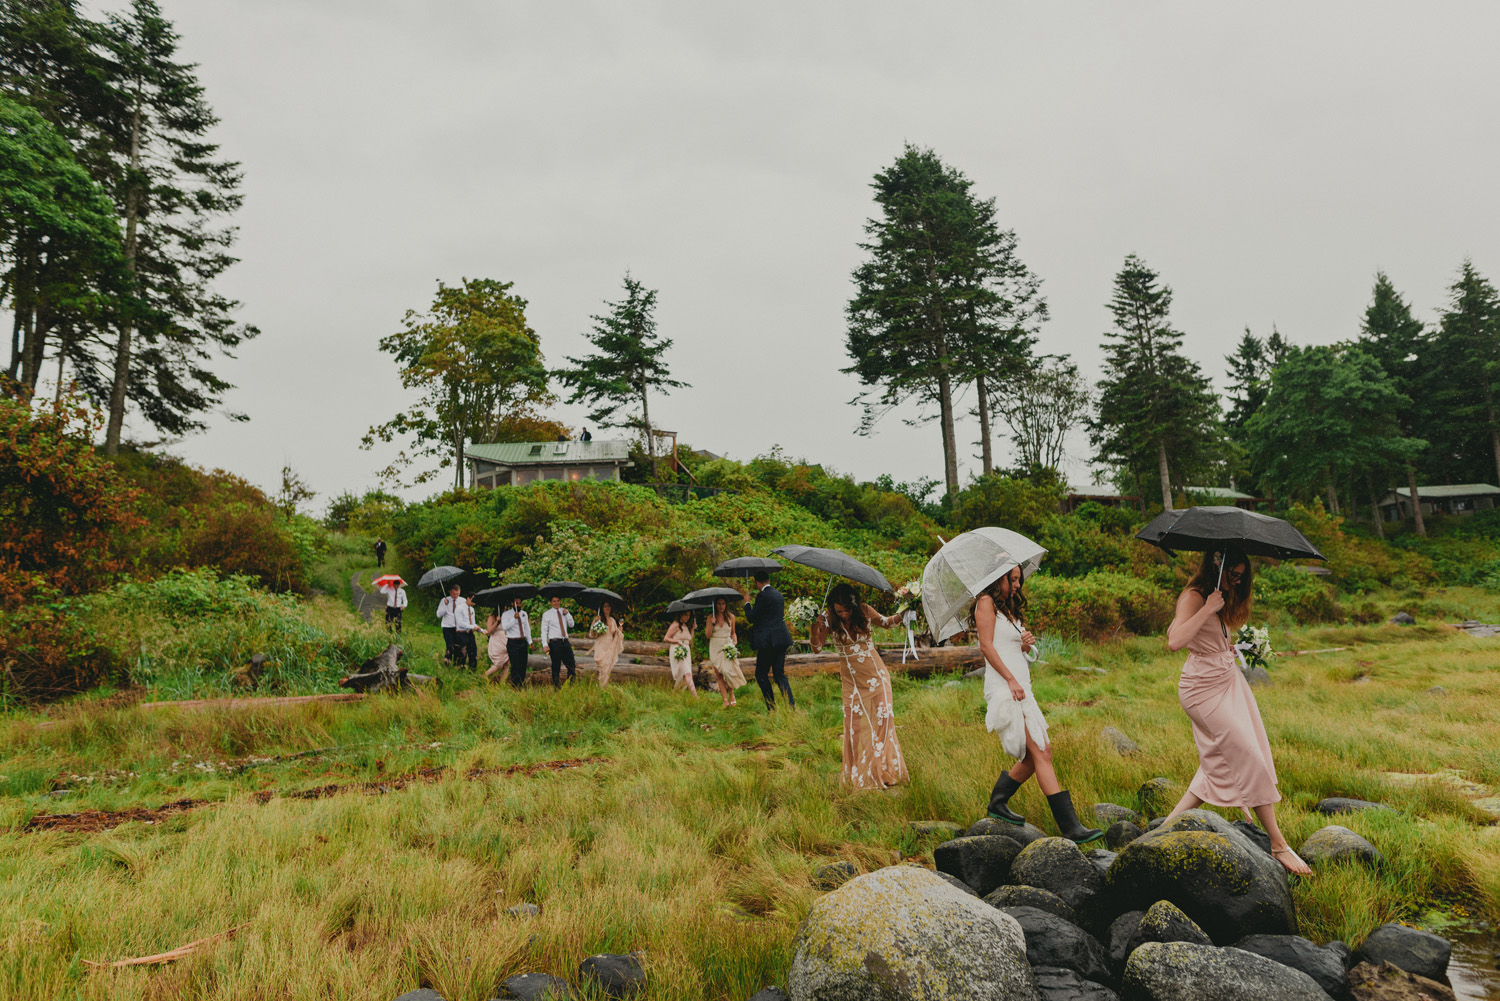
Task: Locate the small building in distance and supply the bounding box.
[1183,486,1271,510]
[466,440,634,489]
[1061,490,1139,512]
[1378,483,1500,522]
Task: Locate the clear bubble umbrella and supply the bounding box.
[920,527,1047,642]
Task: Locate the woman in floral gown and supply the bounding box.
[809,582,909,790]
[706,597,746,707]
[591,600,624,688]
[663,609,698,696]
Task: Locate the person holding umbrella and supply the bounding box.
[739,570,795,711]
[1160,548,1311,876]
[436,583,465,664]
[809,582,909,791]
[705,596,746,707]
[499,596,535,689]
[590,598,624,688]
[374,575,406,631]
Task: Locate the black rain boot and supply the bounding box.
[987,771,1026,826]
[1047,790,1103,844]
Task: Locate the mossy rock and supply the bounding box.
[983,884,1078,926]
[907,820,965,842]
[1106,820,1144,850]
[1123,942,1330,1001]
[1299,825,1384,869]
[1094,803,1143,827]
[813,861,859,891]
[1139,899,1212,947]
[1102,810,1297,945]
[1010,836,1103,911]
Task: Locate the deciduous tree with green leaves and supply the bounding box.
[1089,255,1222,510]
[362,278,552,490]
[556,273,686,463]
[989,354,1089,479]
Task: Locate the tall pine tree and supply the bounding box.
[1089,255,1222,510]
[1359,272,1430,536]
[1430,260,1500,486]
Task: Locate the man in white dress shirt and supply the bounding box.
[436,583,463,664]
[383,581,407,631]
[499,597,535,688]
[541,596,577,687]
[452,595,479,669]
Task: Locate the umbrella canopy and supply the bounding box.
[574,587,625,611]
[712,556,783,577]
[417,565,464,590]
[472,582,539,606]
[372,574,405,588]
[538,580,587,599]
[921,527,1048,643]
[681,586,744,606]
[770,544,893,592]
[1134,506,1326,561]
[664,599,710,616]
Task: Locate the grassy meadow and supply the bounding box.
[3,576,1500,1000]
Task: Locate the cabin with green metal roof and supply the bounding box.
[465,440,634,489]
[1378,483,1500,522]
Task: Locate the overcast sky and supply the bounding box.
[86,1,1500,509]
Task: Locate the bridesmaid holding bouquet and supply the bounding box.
[705,597,746,707]
[663,609,699,697]
[591,600,624,687]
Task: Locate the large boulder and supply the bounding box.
[578,954,645,998]
[1095,804,1143,827]
[934,836,1023,896]
[1106,911,1146,976]
[1107,822,1144,850]
[496,974,579,1000]
[933,870,980,897]
[1122,942,1330,1001]
[1300,826,1384,868]
[967,817,1050,846]
[1229,820,1272,857]
[1102,810,1297,944]
[1346,960,1456,1001]
[788,865,1039,1001]
[985,885,1078,925]
[1138,900,1211,947]
[999,906,1111,986]
[1032,966,1122,1001]
[1353,924,1451,983]
[1011,837,1104,910]
[1234,934,1351,999]
[1086,849,1119,881]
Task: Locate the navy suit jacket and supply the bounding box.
[744,584,793,650]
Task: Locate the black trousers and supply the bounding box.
[506,637,531,689]
[384,607,403,631]
[455,631,477,669]
[548,638,576,686]
[754,644,794,711]
[441,626,457,663]
[375,550,385,567]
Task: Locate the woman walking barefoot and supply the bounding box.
[979,567,1102,843]
[706,597,746,707]
[1160,549,1311,876]
[809,582,909,791]
[482,608,509,681]
[663,610,699,697]
[591,601,624,688]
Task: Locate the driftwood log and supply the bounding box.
[503,645,982,685]
[339,645,437,693]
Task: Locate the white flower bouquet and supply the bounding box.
[720,643,741,661]
[590,619,607,637]
[788,596,821,625]
[1235,624,1273,670]
[893,579,922,612]
[670,644,690,664]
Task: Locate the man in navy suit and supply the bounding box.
[742,570,795,711]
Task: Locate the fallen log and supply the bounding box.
[506,646,982,685]
[569,637,670,655]
[84,923,250,969]
[136,693,367,712]
[339,644,437,693]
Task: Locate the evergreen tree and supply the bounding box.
[556,273,685,463]
[1429,260,1500,485]
[1089,255,1222,510]
[1359,272,1430,536]
[1224,327,1280,436]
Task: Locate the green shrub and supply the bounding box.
[1027,570,1172,640]
[1254,564,1342,622]
[951,475,1065,536]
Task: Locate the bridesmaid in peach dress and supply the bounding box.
[1160,548,1311,876]
[591,600,625,688]
[809,582,909,791]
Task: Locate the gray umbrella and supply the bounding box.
[1135,506,1326,561]
[682,586,744,605]
[473,582,538,606]
[538,580,586,599]
[712,556,783,577]
[665,599,710,616]
[770,544,893,592]
[575,587,624,610]
[417,565,464,590]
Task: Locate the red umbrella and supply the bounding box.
[373,575,405,588]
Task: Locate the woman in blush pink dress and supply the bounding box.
[591,600,625,688]
[1160,548,1311,876]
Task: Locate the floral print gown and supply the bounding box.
[818,607,910,790]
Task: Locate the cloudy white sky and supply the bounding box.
[88,1,1500,508]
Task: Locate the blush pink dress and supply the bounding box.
[1178,603,1280,808]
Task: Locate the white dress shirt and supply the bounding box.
[385,586,407,609]
[541,607,575,644]
[453,600,477,633]
[500,608,532,643]
[436,595,462,627]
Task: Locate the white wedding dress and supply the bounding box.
[982,614,1051,759]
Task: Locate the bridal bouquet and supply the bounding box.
[788,596,821,625]
[1235,624,1273,669]
[720,643,741,661]
[670,644,690,664]
[590,619,607,637]
[893,579,922,613]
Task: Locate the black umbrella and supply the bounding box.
[712,556,783,577]
[472,582,539,606]
[1135,506,1326,562]
[417,565,464,590]
[682,586,744,605]
[770,544,893,592]
[574,587,624,610]
[665,599,710,616]
[538,580,586,599]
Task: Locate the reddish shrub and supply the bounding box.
[180,503,307,593]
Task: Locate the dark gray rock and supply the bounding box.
[1243,666,1272,687]
[1389,612,1416,625]
[967,816,1032,843]
[1145,818,1165,832]
[1011,836,1103,911]
[1123,942,1330,1001]
[1234,934,1350,998]
[1107,821,1145,850]
[787,866,1038,1000]
[1230,819,1273,857]
[747,990,789,1001]
[1138,900,1211,947]
[907,820,965,842]
[1137,778,1182,818]
[578,954,645,998]
[1101,727,1140,755]
[1301,826,1385,868]
[813,861,857,890]
[984,884,1079,925]
[1086,848,1119,880]
[1354,923,1451,983]
[1102,809,1298,945]
[934,835,1023,896]
[1032,965,1122,1001]
[496,973,578,1000]
[934,870,980,896]
[1095,803,1144,827]
[1107,911,1146,975]
[1327,940,1353,969]
[393,992,445,1001]
[1001,905,1111,986]
[1314,798,1388,816]
[507,903,540,918]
